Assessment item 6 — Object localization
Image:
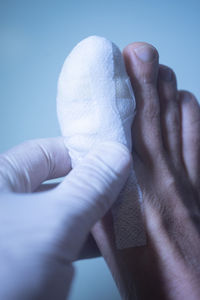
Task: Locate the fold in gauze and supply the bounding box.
[57,36,146,249]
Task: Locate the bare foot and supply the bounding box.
[92,42,200,300]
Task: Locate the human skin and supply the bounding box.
[92,42,200,299]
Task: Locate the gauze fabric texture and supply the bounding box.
[57,36,146,249]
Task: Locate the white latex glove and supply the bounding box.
[0,137,131,300]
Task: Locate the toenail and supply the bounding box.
[159,66,172,81]
[134,45,157,62]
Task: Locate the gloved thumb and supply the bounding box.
[54,141,132,258]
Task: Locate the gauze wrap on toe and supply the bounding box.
[57,36,146,249]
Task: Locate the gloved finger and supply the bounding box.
[0,137,71,193]
[53,142,132,260]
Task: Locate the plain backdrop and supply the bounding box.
[0,0,200,299]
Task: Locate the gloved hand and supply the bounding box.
[0,137,131,300]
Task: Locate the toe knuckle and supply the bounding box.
[143,103,160,121]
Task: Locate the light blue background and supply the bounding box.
[0,0,200,299]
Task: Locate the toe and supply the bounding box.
[158,65,182,169]
[123,43,164,164]
[179,91,200,188]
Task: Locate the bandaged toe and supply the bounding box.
[57,36,146,249]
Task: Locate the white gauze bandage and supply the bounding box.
[57,36,146,249]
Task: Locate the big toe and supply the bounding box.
[123,43,163,164]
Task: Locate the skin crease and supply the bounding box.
[92,42,200,300]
